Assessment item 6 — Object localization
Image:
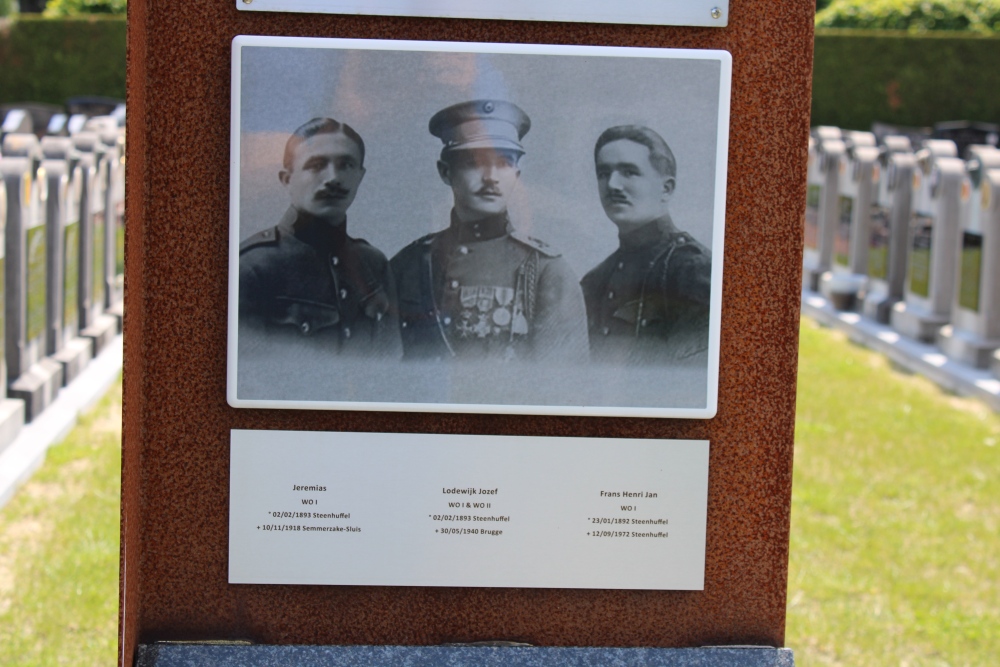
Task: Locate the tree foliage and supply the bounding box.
[43,0,125,16]
[816,0,1000,32]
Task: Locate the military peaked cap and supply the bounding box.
[429,99,531,154]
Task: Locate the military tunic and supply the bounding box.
[390,212,589,362]
[239,208,399,358]
[580,218,712,364]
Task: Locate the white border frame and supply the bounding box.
[235,0,729,28]
[228,36,731,419]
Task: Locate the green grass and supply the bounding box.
[0,324,999,666]
[787,320,1000,666]
[0,378,121,666]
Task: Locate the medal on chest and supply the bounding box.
[455,285,524,339]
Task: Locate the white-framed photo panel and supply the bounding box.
[227,36,731,418]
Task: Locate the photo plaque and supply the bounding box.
[235,0,730,28]
[228,37,731,418]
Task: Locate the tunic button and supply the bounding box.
[640,319,648,327]
[300,321,310,335]
[450,280,459,289]
[343,327,351,339]
[339,288,348,299]
[601,327,610,336]
[607,291,615,300]
[459,246,469,254]
[474,232,482,239]
[443,317,452,325]
[331,256,339,266]
[617,261,624,270]
[401,321,408,329]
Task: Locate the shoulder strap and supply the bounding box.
[509,229,560,258]
[239,226,280,253]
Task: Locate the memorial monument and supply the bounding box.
[803,130,846,292]
[1,133,63,420]
[939,147,1000,366]
[121,1,815,665]
[862,138,917,324]
[84,115,126,326]
[819,132,879,310]
[0,179,25,453]
[72,131,118,354]
[40,137,93,384]
[891,140,964,342]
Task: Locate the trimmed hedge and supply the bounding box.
[817,0,1000,33]
[0,16,125,107]
[0,19,998,136]
[812,29,1000,129]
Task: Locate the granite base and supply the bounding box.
[818,271,863,312]
[890,302,948,343]
[80,314,118,356]
[802,266,823,293]
[8,358,63,422]
[862,292,898,325]
[53,337,94,386]
[936,325,1000,369]
[0,398,25,456]
[135,644,793,667]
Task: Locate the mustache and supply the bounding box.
[475,187,503,196]
[315,186,352,199]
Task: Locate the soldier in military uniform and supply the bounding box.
[581,125,712,364]
[239,117,398,364]
[390,100,588,363]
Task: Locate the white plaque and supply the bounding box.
[236,0,729,28]
[229,429,709,590]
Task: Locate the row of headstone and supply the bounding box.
[0,108,125,453]
[803,125,1000,382]
[0,101,126,143]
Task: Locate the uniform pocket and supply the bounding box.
[270,297,341,336]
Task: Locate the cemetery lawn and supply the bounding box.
[787,320,1000,666]
[0,378,121,667]
[1,324,999,666]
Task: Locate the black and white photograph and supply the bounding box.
[227,36,731,418]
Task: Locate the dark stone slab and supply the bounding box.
[136,644,793,667]
[80,313,117,356]
[863,294,899,325]
[8,357,62,422]
[53,337,92,386]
